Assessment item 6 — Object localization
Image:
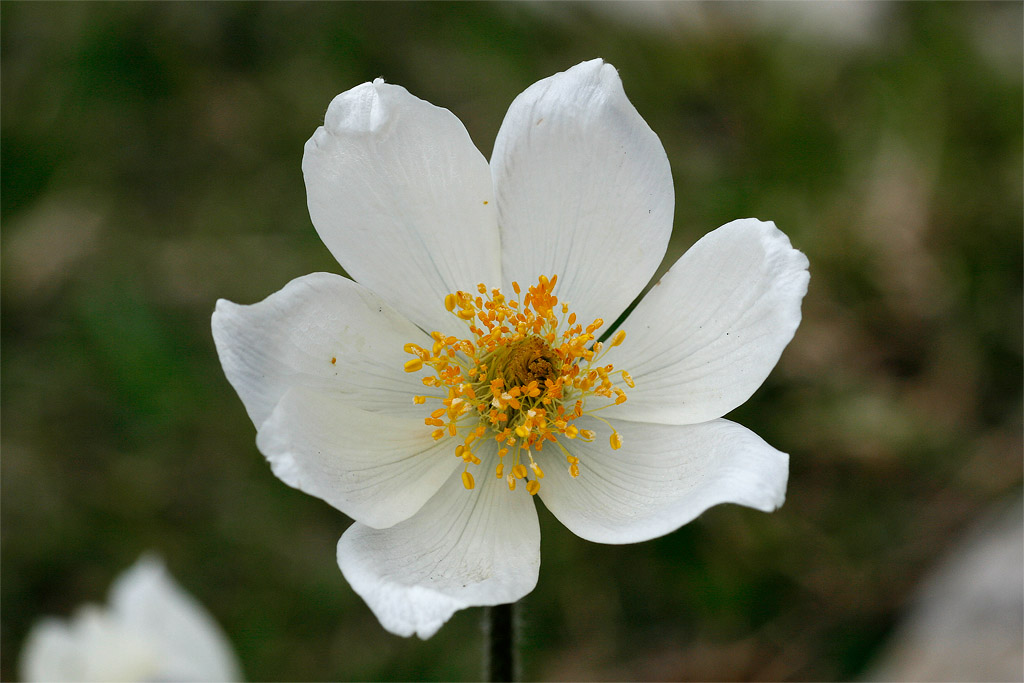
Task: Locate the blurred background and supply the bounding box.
[2,2,1021,680]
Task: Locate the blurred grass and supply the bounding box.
[2,2,1021,680]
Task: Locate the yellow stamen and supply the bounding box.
[401,275,635,493]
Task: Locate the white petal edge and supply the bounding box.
[337,444,540,639]
[212,272,432,430]
[256,387,460,529]
[492,58,674,329]
[109,555,242,682]
[607,218,809,425]
[538,417,789,544]
[303,79,501,337]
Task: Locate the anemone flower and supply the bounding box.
[213,59,809,639]
[20,555,241,682]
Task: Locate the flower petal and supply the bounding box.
[256,387,459,529]
[109,555,242,682]
[337,445,540,639]
[19,608,161,683]
[212,272,431,430]
[19,557,240,683]
[538,417,789,544]
[608,219,809,425]
[303,79,501,336]
[491,58,674,328]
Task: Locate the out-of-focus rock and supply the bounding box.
[867,497,1023,682]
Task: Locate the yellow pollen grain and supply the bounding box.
[404,343,428,358]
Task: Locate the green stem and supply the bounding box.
[484,602,517,682]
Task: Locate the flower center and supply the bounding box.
[403,275,634,495]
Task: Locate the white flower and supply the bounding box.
[19,555,242,682]
[212,59,809,639]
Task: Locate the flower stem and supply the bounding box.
[484,602,517,682]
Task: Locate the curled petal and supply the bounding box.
[212,272,431,429]
[539,417,789,544]
[609,219,809,425]
[492,58,674,329]
[303,79,501,336]
[257,388,459,529]
[337,446,540,638]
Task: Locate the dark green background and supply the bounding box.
[3,2,1021,680]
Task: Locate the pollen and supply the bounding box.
[401,275,634,494]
